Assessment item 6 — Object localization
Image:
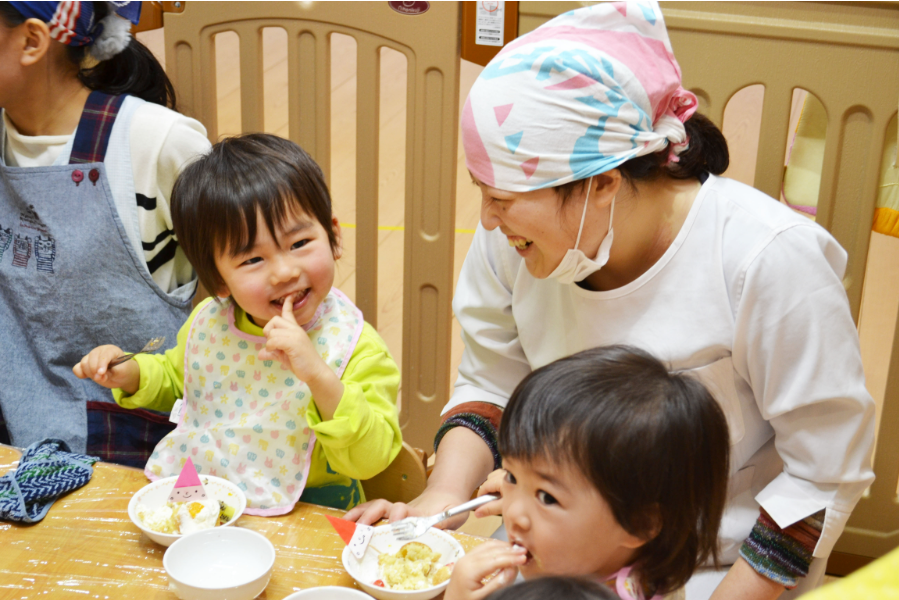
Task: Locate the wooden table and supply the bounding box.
[0,445,484,598]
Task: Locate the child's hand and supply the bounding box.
[259,293,329,383]
[260,294,344,420]
[444,540,526,600]
[473,469,506,518]
[73,345,140,394]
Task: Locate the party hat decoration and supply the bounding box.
[326,515,374,559]
[167,457,209,503]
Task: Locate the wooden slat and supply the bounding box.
[288,28,332,183]
[354,36,381,326]
[236,23,265,134]
[400,40,461,447]
[199,31,219,141]
[753,84,792,201]
[838,305,899,556]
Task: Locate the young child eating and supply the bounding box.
[445,346,731,600]
[74,134,401,513]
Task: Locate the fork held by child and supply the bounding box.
[109,336,166,367]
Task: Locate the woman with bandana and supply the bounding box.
[0,2,210,466]
[346,3,875,599]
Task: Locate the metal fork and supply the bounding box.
[109,336,166,368]
[390,494,499,541]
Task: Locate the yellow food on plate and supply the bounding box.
[377,542,452,591]
[137,500,235,534]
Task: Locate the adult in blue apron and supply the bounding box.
[0,91,192,466]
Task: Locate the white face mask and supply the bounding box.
[546,176,615,285]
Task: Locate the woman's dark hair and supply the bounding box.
[0,2,176,109]
[557,113,729,202]
[499,345,730,596]
[486,576,618,600]
[171,133,338,296]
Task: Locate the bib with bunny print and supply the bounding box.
[145,289,363,515]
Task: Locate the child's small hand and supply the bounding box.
[474,468,506,518]
[73,345,140,394]
[444,540,526,600]
[260,294,344,420]
[259,293,329,384]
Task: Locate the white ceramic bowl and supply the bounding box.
[282,587,374,599]
[163,527,275,600]
[342,525,465,600]
[128,475,247,546]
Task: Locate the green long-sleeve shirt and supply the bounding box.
[114,298,401,509]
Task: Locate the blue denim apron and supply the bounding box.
[0,92,192,466]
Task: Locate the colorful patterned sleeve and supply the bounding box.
[739,508,825,588]
[433,402,504,470]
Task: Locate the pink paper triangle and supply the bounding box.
[326,515,357,546]
[494,103,514,127]
[615,4,627,17]
[173,457,203,488]
[521,157,540,179]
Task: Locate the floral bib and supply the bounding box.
[145,289,363,515]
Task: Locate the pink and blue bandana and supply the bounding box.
[462,1,697,192]
[8,1,141,47]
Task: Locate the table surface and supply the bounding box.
[0,445,484,599]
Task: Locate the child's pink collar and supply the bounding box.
[608,565,663,600]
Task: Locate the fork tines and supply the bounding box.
[390,519,420,541]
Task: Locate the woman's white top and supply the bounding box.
[449,174,875,561]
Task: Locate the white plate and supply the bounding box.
[342,525,464,600]
[128,475,247,546]
[282,587,374,599]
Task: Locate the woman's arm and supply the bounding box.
[729,223,876,589]
[344,426,495,526]
[710,558,785,600]
[130,102,211,293]
[346,225,530,524]
[425,425,497,505]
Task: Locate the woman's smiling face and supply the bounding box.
[500,455,645,581]
[473,175,613,279]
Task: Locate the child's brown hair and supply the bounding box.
[499,345,730,596]
[486,576,618,600]
[171,133,338,296]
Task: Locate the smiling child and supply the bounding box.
[74,134,401,513]
[445,346,730,600]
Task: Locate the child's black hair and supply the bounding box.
[499,345,730,596]
[486,576,618,600]
[0,2,176,109]
[170,133,338,296]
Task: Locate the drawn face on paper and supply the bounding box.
[348,525,373,559]
[168,484,208,503]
